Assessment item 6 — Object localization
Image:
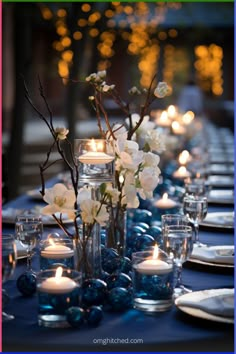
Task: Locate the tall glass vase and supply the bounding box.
[106,206,127,257]
[73,221,101,280]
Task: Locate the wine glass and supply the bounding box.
[161,214,189,235]
[15,214,43,271]
[163,225,193,297]
[2,234,17,321]
[183,195,208,247]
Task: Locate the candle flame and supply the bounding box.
[196,172,201,179]
[167,105,176,118]
[179,166,187,173]
[160,110,168,121]
[182,111,195,124]
[49,238,55,246]
[178,150,190,165]
[90,139,97,152]
[172,121,179,130]
[153,244,159,260]
[163,192,168,200]
[55,266,63,280]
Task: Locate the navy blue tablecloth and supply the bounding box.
[2,193,234,352]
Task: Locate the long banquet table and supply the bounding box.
[2,187,234,352]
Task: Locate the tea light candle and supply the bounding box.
[154,193,177,209]
[171,121,186,135]
[156,111,172,127]
[78,152,114,164]
[135,246,172,275]
[41,244,74,259]
[178,150,191,165]
[39,267,77,294]
[173,166,191,179]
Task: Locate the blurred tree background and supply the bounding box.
[2,2,234,199]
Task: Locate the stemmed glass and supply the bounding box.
[2,234,17,321]
[15,214,43,272]
[163,225,193,297]
[183,195,208,247]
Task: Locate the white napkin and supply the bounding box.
[191,245,234,265]
[177,293,234,318]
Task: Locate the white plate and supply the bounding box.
[2,208,73,226]
[175,289,234,324]
[209,164,234,175]
[208,189,234,205]
[189,245,234,268]
[200,212,234,229]
[26,189,43,201]
[207,176,234,188]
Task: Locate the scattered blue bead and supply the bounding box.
[133,209,152,225]
[82,279,107,306]
[106,273,132,290]
[107,287,133,312]
[16,271,37,296]
[134,222,150,231]
[118,256,132,274]
[66,307,85,328]
[134,234,155,251]
[102,248,120,273]
[86,306,103,326]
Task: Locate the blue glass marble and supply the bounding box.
[16,271,37,296]
[134,222,150,231]
[117,256,132,274]
[66,307,85,328]
[107,287,133,312]
[134,234,155,251]
[86,306,103,326]
[106,273,132,290]
[133,209,152,225]
[147,226,163,246]
[101,247,120,274]
[82,279,107,306]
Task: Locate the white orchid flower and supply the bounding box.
[77,186,91,204]
[154,82,169,98]
[41,183,76,220]
[144,129,166,153]
[139,167,160,193]
[123,184,139,208]
[125,114,155,133]
[105,184,120,205]
[143,151,160,168]
[55,127,69,140]
[80,200,109,226]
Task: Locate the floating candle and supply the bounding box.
[171,121,186,135]
[156,110,172,127]
[178,150,191,165]
[41,244,74,259]
[39,267,77,294]
[78,152,114,164]
[173,166,191,179]
[154,193,177,209]
[135,245,172,275]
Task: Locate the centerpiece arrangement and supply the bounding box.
[24,71,169,281]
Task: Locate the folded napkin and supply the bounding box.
[177,292,234,318]
[191,245,234,265]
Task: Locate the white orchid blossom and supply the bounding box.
[55,127,69,140]
[154,82,169,98]
[41,183,76,220]
[80,200,109,226]
[77,185,91,204]
[143,129,166,153]
[105,184,120,205]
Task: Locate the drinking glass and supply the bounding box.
[161,214,189,236]
[163,225,193,296]
[15,214,43,271]
[183,195,208,247]
[184,180,206,197]
[2,234,17,321]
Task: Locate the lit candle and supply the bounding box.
[39,267,77,294]
[171,121,186,135]
[173,166,191,179]
[167,105,177,119]
[182,111,195,125]
[41,243,74,259]
[178,150,191,165]
[135,245,172,275]
[78,139,114,164]
[156,110,172,127]
[154,193,177,209]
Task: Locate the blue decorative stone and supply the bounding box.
[134,222,150,231]
[147,225,163,245]
[133,209,152,225]
[134,234,155,251]
[106,273,132,290]
[16,271,37,296]
[101,248,120,274]
[82,279,107,306]
[107,287,133,312]
[86,306,103,326]
[66,307,85,328]
[117,256,132,274]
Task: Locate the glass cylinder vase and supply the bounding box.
[73,221,101,280]
[106,206,127,257]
